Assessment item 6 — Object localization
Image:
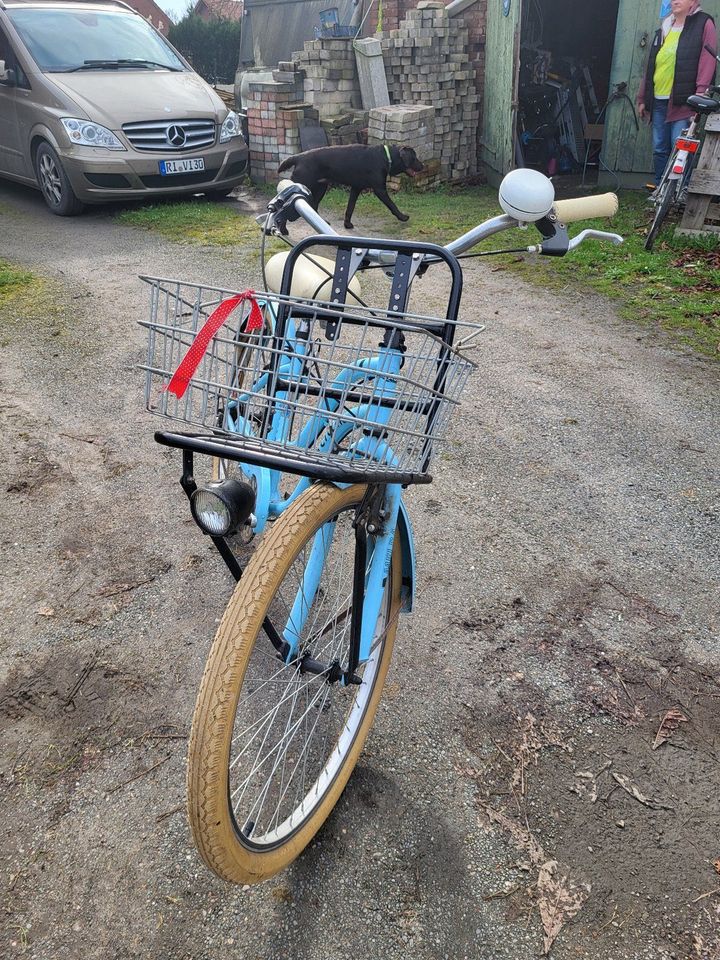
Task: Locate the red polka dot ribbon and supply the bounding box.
[165,290,264,399]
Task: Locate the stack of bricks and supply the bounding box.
[321,110,368,146]
[292,38,362,120]
[382,1,479,180]
[367,105,441,191]
[245,66,317,183]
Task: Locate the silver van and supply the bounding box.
[0,0,248,214]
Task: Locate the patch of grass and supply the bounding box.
[115,198,263,245]
[325,185,719,356]
[511,190,720,356]
[0,258,35,298]
[0,259,73,349]
[321,183,502,242]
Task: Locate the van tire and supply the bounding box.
[34,142,84,217]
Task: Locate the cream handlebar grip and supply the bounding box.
[554,193,619,223]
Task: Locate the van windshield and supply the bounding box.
[7,8,185,73]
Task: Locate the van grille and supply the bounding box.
[122,119,216,152]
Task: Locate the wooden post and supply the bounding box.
[677,112,720,237]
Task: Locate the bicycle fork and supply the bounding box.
[284,483,403,686]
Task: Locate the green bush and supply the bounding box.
[169,15,241,84]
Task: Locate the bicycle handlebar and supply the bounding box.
[554,193,619,223]
[266,179,623,262]
[527,229,624,254]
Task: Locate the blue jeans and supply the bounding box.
[652,99,688,185]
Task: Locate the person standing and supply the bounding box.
[637,0,717,185]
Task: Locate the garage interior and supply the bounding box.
[517,0,622,182]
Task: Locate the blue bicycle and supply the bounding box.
[140,172,622,884]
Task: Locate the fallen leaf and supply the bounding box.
[478,802,545,866]
[37,606,55,617]
[652,707,689,750]
[271,886,292,903]
[611,771,674,810]
[537,859,591,954]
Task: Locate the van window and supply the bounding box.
[6,8,185,73]
[0,26,30,89]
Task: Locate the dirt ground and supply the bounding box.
[1,179,719,960]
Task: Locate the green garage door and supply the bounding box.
[481,0,523,184]
[603,0,720,182]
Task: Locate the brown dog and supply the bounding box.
[277,143,424,229]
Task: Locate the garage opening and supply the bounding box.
[517,0,621,182]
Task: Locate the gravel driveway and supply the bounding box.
[1,179,719,960]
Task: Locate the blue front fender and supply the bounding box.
[396,499,416,613]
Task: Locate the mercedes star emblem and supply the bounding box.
[167,124,186,147]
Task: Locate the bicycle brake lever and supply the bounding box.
[531,215,570,257]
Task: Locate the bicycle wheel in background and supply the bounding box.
[645,178,678,252]
[187,482,402,884]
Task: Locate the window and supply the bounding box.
[6,8,184,73]
[0,26,30,89]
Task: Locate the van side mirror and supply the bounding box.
[0,60,17,86]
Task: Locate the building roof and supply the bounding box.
[125,0,170,31]
[194,0,244,21]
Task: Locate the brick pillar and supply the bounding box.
[246,77,305,184]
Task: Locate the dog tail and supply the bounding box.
[277,155,297,173]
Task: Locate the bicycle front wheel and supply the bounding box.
[645,178,677,252]
[187,482,402,884]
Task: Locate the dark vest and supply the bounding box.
[644,12,715,110]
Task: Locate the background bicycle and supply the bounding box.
[645,44,720,251]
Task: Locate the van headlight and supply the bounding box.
[220,111,241,143]
[61,118,125,150]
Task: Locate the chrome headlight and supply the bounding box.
[220,110,242,143]
[61,118,125,151]
[190,479,255,537]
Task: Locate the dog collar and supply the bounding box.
[383,144,392,166]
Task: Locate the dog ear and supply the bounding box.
[400,146,423,171]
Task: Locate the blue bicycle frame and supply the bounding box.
[222,300,405,532]
[155,234,464,680]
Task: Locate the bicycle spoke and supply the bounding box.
[225,495,397,847]
[236,678,331,822]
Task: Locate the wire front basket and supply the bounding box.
[139,277,476,484]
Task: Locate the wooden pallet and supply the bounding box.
[677,112,720,236]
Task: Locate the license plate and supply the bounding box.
[159,158,205,175]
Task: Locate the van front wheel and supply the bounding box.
[34,142,84,217]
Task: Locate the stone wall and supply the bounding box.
[382,2,478,180]
[293,38,362,119]
[368,0,486,124]
[245,0,487,184]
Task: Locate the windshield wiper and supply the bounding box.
[66,59,182,72]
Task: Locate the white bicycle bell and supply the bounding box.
[498,169,555,223]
